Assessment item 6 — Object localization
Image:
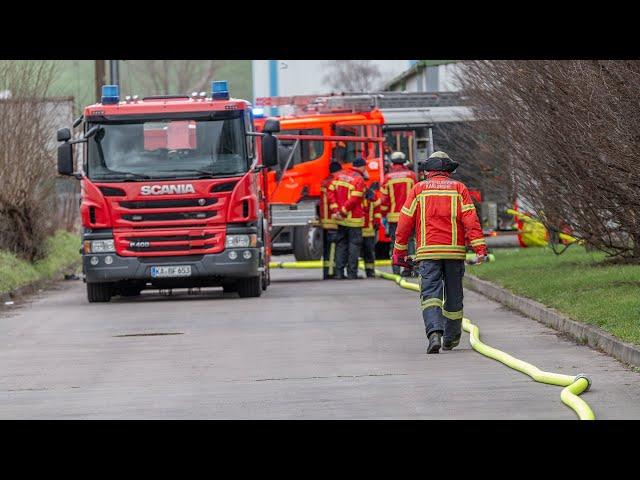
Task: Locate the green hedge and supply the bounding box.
[0,230,80,295]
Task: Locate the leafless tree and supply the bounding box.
[0,60,63,261]
[322,60,383,92]
[125,60,222,95]
[459,60,640,262]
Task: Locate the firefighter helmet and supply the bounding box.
[424,151,459,173]
[390,151,406,164]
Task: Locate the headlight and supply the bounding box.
[225,234,257,248]
[85,239,115,253]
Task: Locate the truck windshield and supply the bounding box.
[86,115,246,181]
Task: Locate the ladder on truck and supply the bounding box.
[255,91,475,123]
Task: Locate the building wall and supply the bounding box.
[252,60,413,114]
[387,62,464,93]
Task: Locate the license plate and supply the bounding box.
[150,265,192,278]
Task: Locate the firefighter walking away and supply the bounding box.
[392,151,488,354]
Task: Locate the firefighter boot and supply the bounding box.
[427,331,442,354]
[442,334,461,351]
[365,268,375,278]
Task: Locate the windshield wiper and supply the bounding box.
[95,171,152,181]
[154,169,219,178]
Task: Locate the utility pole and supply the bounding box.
[109,60,120,86]
[94,60,106,102]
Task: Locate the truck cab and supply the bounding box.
[57,82,279,302]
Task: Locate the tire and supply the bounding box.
[87,282,113,303]
[293,224,323,261]
[262,269,269,291]
[237,276,262,298]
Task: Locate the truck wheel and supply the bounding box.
[293,224,323,261]
[261,269,269,291]
[87,282,113,303]
[237,276,262,298]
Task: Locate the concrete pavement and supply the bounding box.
[1,259,639,419]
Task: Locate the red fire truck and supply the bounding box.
[56,82,280,302]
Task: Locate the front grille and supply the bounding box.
[120,198,218,209]
[122,211,216,222]
[124,234,216,242]
[116,229,224,257]
[128,244,193,252]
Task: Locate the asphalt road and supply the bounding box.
[1,258,639,419]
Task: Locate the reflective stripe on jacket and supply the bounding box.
[380,164,417,223]
[327,168,366,227]
[320,174,337,229]
[392,172,487,260]
[362,197,382,237]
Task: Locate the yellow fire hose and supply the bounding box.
[269,254,489,269]
[270,255,595,420]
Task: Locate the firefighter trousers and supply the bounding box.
[322,228,338,279]
[418,259,465,340]
[361,234,376,278]
[335,225,363,279]
[389,222,415,275]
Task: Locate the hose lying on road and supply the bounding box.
[270,255,595,420]
[269,254,491,269]
[269,259,392,269]
[375,269,595,420]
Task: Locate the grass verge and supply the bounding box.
[0,230,80,295]
[470,246,640,346]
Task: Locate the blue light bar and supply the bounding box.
[211,80,230,100]
[252,107,265,118]
[101,85,120,104]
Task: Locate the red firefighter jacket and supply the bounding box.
[380,164,417,223]
[327,168,366,227]
[320,173,337,229]
[362,196,382,237]
[392,172,487,260]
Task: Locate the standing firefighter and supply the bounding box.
[392,151,488,354]
[329,157,367,279]
[320,161,343,279]
[361,184,382,278]
[380,151,417,275]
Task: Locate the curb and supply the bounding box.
[0,261,81,307]
[464,274,640,369]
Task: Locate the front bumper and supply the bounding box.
[83,249,261,283]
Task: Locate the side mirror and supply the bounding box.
[263,118,280,133]
[57,143,74,176]
[57,128,71,142]
[261,133,279,168]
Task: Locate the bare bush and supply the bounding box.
[459,60,640,261]
[323,60,383,92]
[125,60,221,95]
[0,61,61,261]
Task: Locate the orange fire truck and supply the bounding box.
[254,92,476,260]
